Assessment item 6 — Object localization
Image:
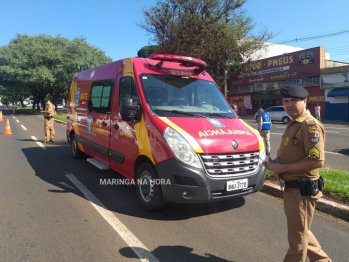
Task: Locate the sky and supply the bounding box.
[1,0,349,63]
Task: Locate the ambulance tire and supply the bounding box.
[71,134,84,159]
[136,162,166,211]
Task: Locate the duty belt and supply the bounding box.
[284,176,324,196]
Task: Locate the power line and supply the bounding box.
[274,29,349,44]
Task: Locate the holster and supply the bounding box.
[298,177,320,196]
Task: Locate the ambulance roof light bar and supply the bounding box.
[149,54,207,74]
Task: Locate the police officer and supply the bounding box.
[257,108,271,156]
[263,85,331,262]
[41,98,56,143]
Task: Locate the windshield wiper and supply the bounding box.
[207,112,234,119]
[155,109,207,118]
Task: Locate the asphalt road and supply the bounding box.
[0,111,348,262]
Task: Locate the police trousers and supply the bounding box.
[260,130,270,155]
[283,188,331,262]
[44,118,55,141]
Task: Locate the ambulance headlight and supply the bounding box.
[164,127,203,169]
[259,138,266,163]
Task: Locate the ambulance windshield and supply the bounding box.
[140,74,236,118]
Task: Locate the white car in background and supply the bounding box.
[254,106,291,124]
[56,104,64,109]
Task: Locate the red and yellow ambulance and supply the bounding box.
[66,54,266,210]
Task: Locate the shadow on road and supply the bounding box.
[119,246,235,262]
[333,148,349,156]
[21,143,246,221]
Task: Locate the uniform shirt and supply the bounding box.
[277,110,325,181]
[44,102,56,117]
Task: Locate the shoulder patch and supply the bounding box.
[308,146,320,160]
[308,128,320,143]
[284,137,289,145]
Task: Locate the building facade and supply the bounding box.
[320,65,349,121]
[227,46,349,122]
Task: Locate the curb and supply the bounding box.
[54,119,66,125]
[262,182,349,221]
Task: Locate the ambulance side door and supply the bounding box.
[86,79,114,164]
[110,76,140,178]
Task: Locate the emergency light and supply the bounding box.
[149,54,207,74]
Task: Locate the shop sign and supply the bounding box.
[229,47,323,87]
[320,73,349,89]
[277,76,320,88]
[228,85,252,94]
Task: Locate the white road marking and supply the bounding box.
[31,136,47,150]
[271,132,282,135]
[16,119,19,122]
[326,131,339,133]
[12,116,16,118]
[325,127,349,130]
[21,125,27,130]
[65,173,159,262]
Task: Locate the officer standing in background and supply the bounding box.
[41,98,56,143]
[257,108,271,156]
[263,85,331,262]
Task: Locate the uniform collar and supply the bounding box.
[294,109,311,123]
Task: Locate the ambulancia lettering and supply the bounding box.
[198,129,252,137]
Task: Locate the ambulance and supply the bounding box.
[66,54,266,211]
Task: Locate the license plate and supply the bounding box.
[226,178,248,191]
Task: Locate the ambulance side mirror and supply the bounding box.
[120,97,142,122]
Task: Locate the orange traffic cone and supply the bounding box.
[0,110,2,122]
[3,119,12,135]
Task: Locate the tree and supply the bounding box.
[137,45,159,58]
[0,34,112,109]
[138,0,273,94]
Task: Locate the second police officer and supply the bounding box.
[257,108,271,156]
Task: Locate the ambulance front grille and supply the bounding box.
[199,151,260,178]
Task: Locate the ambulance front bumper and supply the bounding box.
[156,158,266,203]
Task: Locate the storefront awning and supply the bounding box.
[327,88,349,97]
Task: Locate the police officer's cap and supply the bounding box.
[43,98,49,103]
[281,85,308,99]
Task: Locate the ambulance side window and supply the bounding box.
[89,79,114,113]
[119,77,139,105]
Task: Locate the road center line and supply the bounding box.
[31,136,47,150]
[16,119,19,122]
[65,173,159,262]
[21,125,27,130]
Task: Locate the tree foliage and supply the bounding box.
[0,34,112,108]
[137,45,159,58]
[138,0,273,93]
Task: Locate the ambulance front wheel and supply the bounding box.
[136,162,166,211]
[71,134,84,159]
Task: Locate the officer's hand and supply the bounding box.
[268,163,287,174]
[262,160,270,170]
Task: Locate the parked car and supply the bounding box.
[254,106,291,124]
[56,104,64,109]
